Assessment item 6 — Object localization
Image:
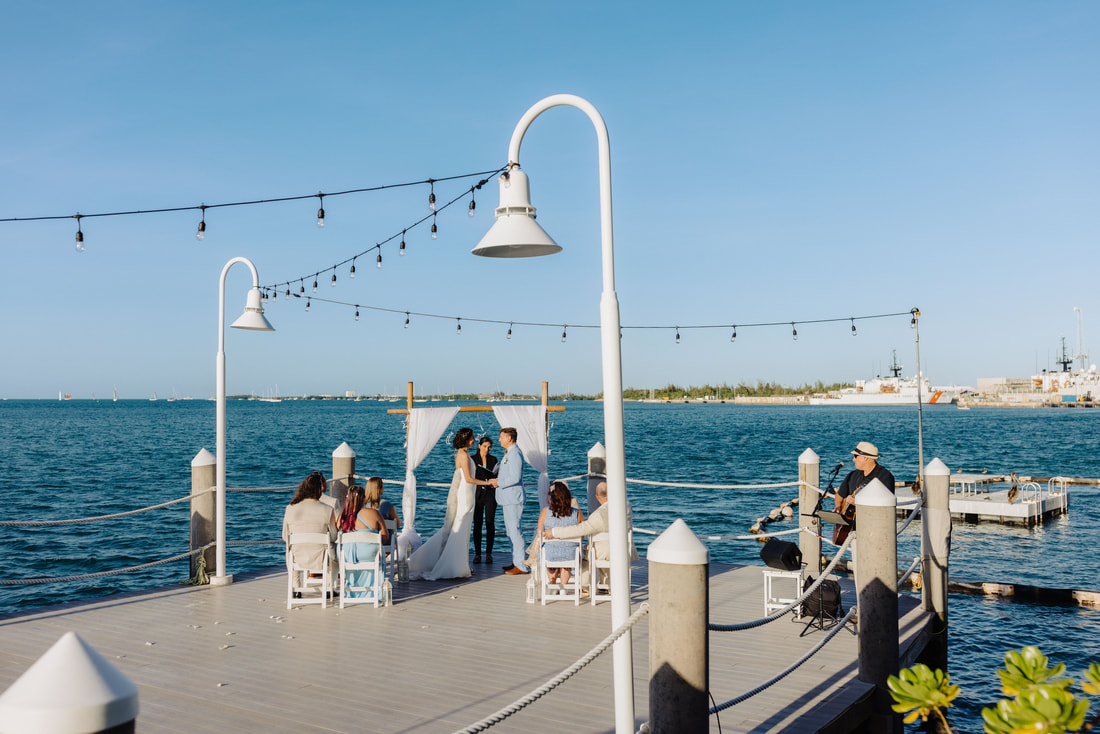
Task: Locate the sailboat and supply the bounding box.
[113,387,118,402]
[150,391,158,402]
[257,385,282,403]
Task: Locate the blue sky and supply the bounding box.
[2,2,1098,398]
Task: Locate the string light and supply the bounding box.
[731,325,737,343]
[299,280,305,295]
[331,272,337,287]
[376,252,382,269]
[404,312,410,328]
[675,328,681,344]
[851,318,857,336]
[456,318,461,335]
[561,325,567,343]
[285,289,290,301]
[312,277,318,294]
[507,322,512,339]
[468,193,476,217]
[305,298,311,312]
[400,230,406,256]
[792,323,798,341]
[431,215,438,239]
[428,181,436,211]
[316,194,325,228]
[74,215,85,253]
[349,259,356,279]
[196,206,207,241]
[355,307,360,321]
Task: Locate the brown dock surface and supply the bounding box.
[0,562,928,733]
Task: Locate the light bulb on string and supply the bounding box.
[468,195,476,217]
[74,215,85,252]
[428,181,436,211]
[331,272,337,287]
[404,312,410,329]
[792,323,798,341]
[349,259,357,279]
[299,280,305,295]
[285,289,290,301]
[507,322,512,339]
[456,318,461,335]
[196,206,207,241]
[731,326,737,343]
[562,325,567,343]
[675,328,680,344]
[376,252,382,269]
[400,230,406,256]
[316,194,325,228]
[305,298,311,312]
[851,318,857,336]
[312,277,318,294]
[431,215,438,239]
[355,308,360,322]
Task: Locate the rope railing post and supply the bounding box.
[854,478,901,733]
[921,458,951,685]
[331,442,355,509]
[647,519,709,733]
[190,449,217,580]
[798,449,821,573]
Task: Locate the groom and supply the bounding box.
[491,427,528,575]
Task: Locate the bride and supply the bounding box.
[408,428,494,580]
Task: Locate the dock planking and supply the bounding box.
[0,561,928,733]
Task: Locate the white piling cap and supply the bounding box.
[925,458,950,476]
[191,448,215,467]
[332,441,356,458]
[854,478,896,507]
[0,631,138,733]
[588,441,605,459]
[647,519,709,565]
[798,448,819,464]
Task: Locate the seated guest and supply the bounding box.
[536,481,585,586]
[312,470,345,518]
[542,481,639,587]
[365,476,401,531]
[284,471,338,580]
[337,485,389,596]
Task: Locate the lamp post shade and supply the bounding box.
[230,287,275,331]
[471,168,561,258]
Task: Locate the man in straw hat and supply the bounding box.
[836,441,896,506]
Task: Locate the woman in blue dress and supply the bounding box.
[536,481,585,587]
[337,485,388,596]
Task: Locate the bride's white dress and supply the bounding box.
[407,452,475,580]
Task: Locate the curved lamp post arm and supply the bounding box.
[507,94,632,733]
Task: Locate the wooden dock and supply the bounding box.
[0,562,929,733]
[907,474,1072,526]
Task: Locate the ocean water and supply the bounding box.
[1,399,1098,728]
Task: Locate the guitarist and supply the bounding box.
[833,442,895,543]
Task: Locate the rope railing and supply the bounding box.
[227,485,296,493]
[0,488,216,527]
[632,525,806,541]
[898,555,922,586]
[708,603,859,714]
[452,603,650,733]
[896,500,923,535]
[0,543,216,586]
[709,533,855,632]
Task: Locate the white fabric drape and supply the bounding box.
[401,406,460,555]
[492,405,549,508]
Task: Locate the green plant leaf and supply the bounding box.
[1083,663,1100,696]
[997,646,1073,696]
[981,686,1088,734]
[888,664,959,724]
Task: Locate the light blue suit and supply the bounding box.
[495,443,527,571]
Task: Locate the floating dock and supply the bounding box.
[0,561,928,733]
[895,474,1070,526]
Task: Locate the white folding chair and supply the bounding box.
[589,530,632,605]
[337,530,385,608]
[382,519,399,582]
[540,538,584,605]
[286,532,334,609]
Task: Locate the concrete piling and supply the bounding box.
[921,458,951,681]
[190,449,216,579]
[587,442,606,517]
[331,442,356,506]
[854,477,900,733]
[647,519,709,734]
[798,448,821,572]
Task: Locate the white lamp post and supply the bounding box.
[473,94,634,732]
[212,256,274,586]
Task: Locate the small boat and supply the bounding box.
[150,391,158,402]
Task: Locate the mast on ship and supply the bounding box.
[1057,337,1073,373]
[889,350,903,378]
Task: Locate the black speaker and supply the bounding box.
[760,538,802,571]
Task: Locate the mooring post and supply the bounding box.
[0,631,139,733]
[798,448,821,572]
[190,448,216,579]
[921,458,951,678]
[647,519,709,734]
[855,477,900,732]
[331,442,356,507]
[587,442,606,517]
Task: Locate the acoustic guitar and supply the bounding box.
[832,493,857,545]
